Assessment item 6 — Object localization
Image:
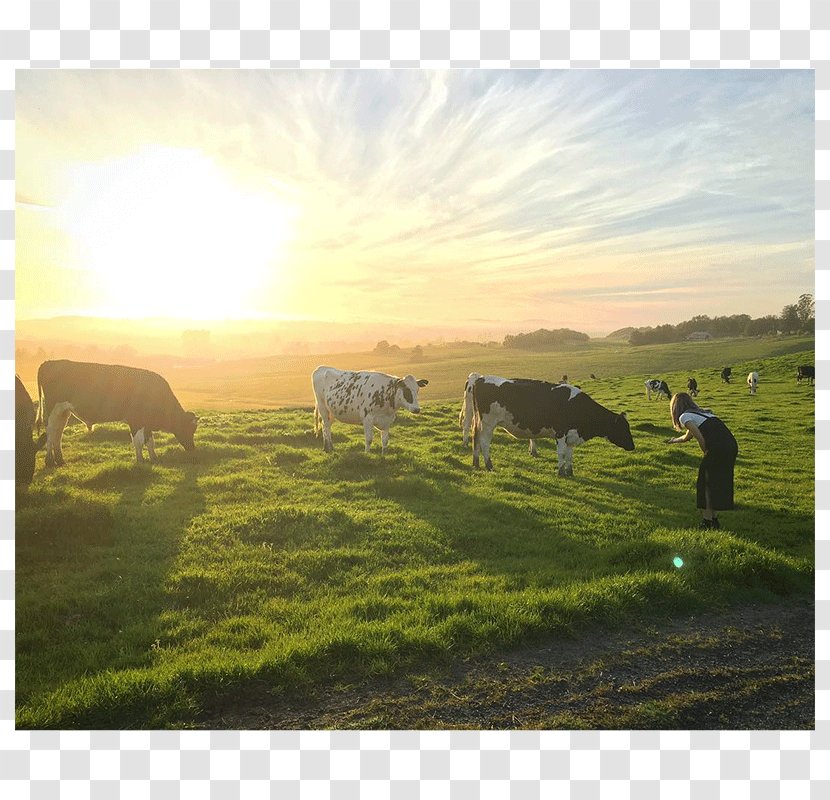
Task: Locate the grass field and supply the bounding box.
[15,336,815,728]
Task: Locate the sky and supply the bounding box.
[15,70,815,337]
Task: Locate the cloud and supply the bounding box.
[15,70,815,332]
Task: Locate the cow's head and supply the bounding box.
[394,376,428,414]
[607,412,635,451]
[15,376,46,489]
[174,411,198,451]
[16,432,46,489]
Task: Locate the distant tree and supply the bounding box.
[779,303,800,334]
[503,328,589,349]
[374,340,399,353]
[743,315,778,336]
[796,293,815,330]
[411,345,424,361]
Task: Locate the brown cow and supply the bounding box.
[37,360,197,465]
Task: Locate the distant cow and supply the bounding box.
[37,360,198,465]
[645,379,671,400]
[747,371,759,395]
[721,367,732,383]
[472,378,634,477]
[312,366,428,454]
[460,373,537,455]
[797,365,815,385]
[16,376,46,488]
[687,377,699,397]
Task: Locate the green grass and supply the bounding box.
[16,337,814,728]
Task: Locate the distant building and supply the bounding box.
[685,331,713,341]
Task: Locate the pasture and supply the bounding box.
[16,337,815,728]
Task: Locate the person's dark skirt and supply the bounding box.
[696,417,738,510]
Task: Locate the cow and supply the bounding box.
[36,360,198,466]
[687,377,699,397]
[16,376,46,488]
[721,367,732,383]
[645,379,671,400]
[312,366,428,454]
[747,371,759,395]
[472,378,634,477]
[460,373,537,455]
[796,365,815,385]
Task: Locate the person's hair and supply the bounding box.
[670,392,704,430]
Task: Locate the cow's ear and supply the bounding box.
[35,433,47,452]
[417,379,429,387]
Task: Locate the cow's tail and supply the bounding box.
[313,404,321,438]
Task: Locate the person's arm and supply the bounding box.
[667,421,707,452]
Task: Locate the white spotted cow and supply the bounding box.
[472,378,634,477]
[645,379,671,400]
[460,373,537,455]
[37,360,198,465]
[747,371,759,395]
[312,366,428,454]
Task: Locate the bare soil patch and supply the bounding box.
[199,599,814,730]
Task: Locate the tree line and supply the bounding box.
[628,294,814,346]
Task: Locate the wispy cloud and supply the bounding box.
[15,70,814,333]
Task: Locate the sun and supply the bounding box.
[59,147,294,319]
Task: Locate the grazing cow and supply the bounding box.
[687,377,699,397]
[721,367,732,383]
[16,376,46,488]
[37,360,198,465]
[645,379,671,400]
[472,378,634,477]
[460,373,537,455]
[590,373,596,379]
[747,371,759,395]
[796,365,815,385]
[312,366,428,454]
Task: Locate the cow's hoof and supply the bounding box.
[485,461,493,472]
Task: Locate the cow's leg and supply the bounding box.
[556,437,570,477]
[321,409,333,452]
[529,439,538,456]
[45,402,73,467]
[130,426,146,463]
[646,385,652,400]
[145,429,158,463]
[380,429,390,455]
[477,422,496,471]
[363,418,374,453]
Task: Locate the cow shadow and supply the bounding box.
[15,463,207,722]
[370,468,649,584]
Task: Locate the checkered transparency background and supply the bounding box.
[0,0,828,795]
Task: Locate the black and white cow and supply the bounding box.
[747,371,759,395]
[721,367,732,383]
[460,373,537,455]
[16,376,46,488]
[472,378,634,477]
[312,366,428,454]
[797,365,815,385]
[37,360,198,465]
[644,379,671,400]
[686,377,699,397]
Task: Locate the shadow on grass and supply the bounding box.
[16,462,207,728]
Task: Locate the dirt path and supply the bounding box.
[199,599,814,730]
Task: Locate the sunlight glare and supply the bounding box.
[60,147,294,319]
